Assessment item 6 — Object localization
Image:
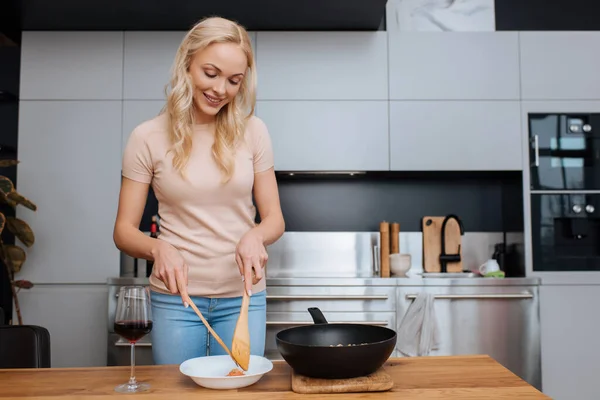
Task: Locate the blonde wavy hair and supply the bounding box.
[163,16,257,182]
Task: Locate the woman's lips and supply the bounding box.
[204,93,223,107]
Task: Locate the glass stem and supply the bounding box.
[129,342,137,386]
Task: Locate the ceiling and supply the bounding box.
[1,0,387,45]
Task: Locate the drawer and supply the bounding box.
[264,311,397,360]
[266,285,396,312]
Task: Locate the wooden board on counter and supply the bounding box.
[0,356,549,399]
[291,368,393,394]
[422,216,463,273]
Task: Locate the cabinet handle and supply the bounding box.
[267,295,388,300]
[267,321,389,326]
[405,293,533,300]
[533,134,540,167]
[114,339,152,347]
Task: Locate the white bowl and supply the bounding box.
[179,355,273,390]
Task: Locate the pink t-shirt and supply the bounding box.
[122,112,274,298]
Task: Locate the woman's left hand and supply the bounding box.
[235,229,268,296]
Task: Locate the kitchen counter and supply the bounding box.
[0,356,548,399]
[109,276,541,287]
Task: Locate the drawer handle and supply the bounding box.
[267,295,388,300]
[405,293,533,300]
[115,339,152,347]
[267,321,389,326]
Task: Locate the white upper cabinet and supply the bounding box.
[20,32,124,100]
[255,32,388,100]
[123,32,257,100]
[388,32,520,100]
[256,101,389,171]
[16,101,122,283]
[390,101,522,171]
[519,32,600,100]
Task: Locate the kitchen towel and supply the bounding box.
[396,292,440,357]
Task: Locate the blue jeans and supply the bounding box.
[149,289,267,365]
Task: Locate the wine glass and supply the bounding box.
[114,286,153,393]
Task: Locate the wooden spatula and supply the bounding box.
[231,289,251,371]
[181,293,241,368]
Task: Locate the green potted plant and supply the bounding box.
[0,157,36,325]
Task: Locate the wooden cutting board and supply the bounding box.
[291,369,394,394]
[422,216,463,273]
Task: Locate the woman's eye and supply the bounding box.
[204,72,217,78]
[229,80,240,86]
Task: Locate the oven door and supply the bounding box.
[531,193,600,272]
[529,113,600,191]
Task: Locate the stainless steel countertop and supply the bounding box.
[107,276,541,287]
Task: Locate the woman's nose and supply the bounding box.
[213,79,226,95]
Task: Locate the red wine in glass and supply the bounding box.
[114,320,153,342]
[114,286,153,393]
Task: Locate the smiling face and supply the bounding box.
[188,42,248,123]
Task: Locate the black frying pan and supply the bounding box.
[276,307,397,379]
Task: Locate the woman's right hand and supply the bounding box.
[151,241,189,304]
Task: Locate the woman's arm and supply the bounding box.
[235,167,285,294]
[251,167,285,245]
[113,178,158,259]
[113,177,188,297]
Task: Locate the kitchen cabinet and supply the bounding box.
[389,100,522,171]
[13,284,108,368]
[396,284,541,391]
[388,32,520,100]
[540,285,600,400]
[255,32,388,100]
[123,32,257,100]
[20,32,123,100]
[256,101,389,171]
[539,285,600,400]
[16,101,122,283]
[520,32,600,100]
[122,100,166,155]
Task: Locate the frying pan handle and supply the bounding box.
[307,307,329,324]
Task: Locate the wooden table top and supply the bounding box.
[0,355,548,399]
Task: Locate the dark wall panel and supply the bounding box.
[275,172,523,233]
[496,0,600,31]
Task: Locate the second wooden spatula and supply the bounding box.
[231,289,251,371]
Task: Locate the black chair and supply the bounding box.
[0,307,4,325]
[0,325,51,368]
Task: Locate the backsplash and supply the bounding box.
[264,231,524,278]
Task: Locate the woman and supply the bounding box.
[113,16,285,365]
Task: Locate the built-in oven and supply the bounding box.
[529,113,600,190]
[528,112,600,272]
[530,192,600,272]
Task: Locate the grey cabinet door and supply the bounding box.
[520,32,600,100]
[255,32,388,100]
[16,284,109,367]
[16,101,122,283]
[20,32,123,100]
[539,285,600,399]
[388,32,520,100]
[390,101,522,171]
[257,101,389,171]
